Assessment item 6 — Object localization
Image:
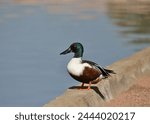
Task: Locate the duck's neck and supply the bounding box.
[74,50,83,58]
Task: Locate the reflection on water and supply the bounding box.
[13,0,106,20]
[0,0,150,106]
[130,38,150,44]
[107,0,150,45]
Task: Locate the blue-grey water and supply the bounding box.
[0,0,150,106]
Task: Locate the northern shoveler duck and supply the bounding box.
[60,42,115,90]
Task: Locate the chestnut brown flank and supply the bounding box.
[68,67,101,83]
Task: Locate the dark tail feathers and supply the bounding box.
[104,68,116,74]
[98,67,116,78]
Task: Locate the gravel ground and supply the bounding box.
[104,75,150,107]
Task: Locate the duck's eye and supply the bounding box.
[71,44,77,49]
[73,45,77,48]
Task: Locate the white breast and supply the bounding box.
[67,58,91,76]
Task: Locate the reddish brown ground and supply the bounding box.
[105,75,150,107]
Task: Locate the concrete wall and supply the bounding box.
[44,47,150,107]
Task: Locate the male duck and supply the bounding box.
[60,42,115,90]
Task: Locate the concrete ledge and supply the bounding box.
[44,47,150,107]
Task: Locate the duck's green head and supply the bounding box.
[60,42,84,58]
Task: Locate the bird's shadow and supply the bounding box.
[69,86,105,100]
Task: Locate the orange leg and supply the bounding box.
[79,82,85,89]
[81,82,84,87]
[87,82,91,90]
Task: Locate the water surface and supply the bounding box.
[0,0,150,106]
